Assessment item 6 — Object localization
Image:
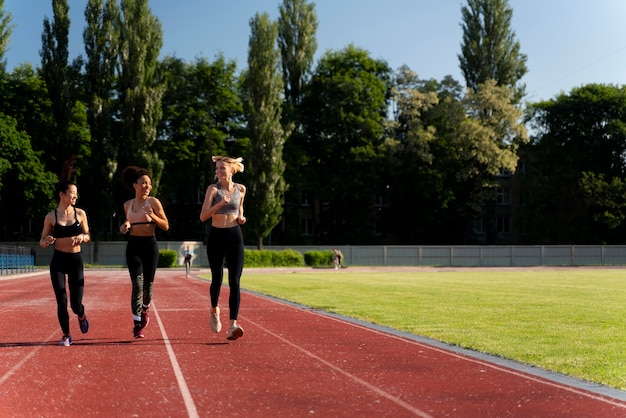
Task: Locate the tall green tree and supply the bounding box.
[156,55,243,240]
[277,0,318,244]
[242,12,289,249]
[523,84,626,244]
[82,0,120,239]
[458,0,527,102]
[40,0,90,174]
[277,0,317,113]
[0,0,14,73]
[299,45,391,244]
[115,0,163,183]
[0,114,56,240]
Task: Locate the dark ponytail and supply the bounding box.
[54,156,77,199]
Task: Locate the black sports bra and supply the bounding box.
[53,206,83,238]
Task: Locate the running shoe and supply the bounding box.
[141,308,150,329]
[60,335,72,346]
[210,307,222,333]
[78,316,89,334]
[226,324,244,341]
[133,326,144,339]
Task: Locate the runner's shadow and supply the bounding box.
[0,339,230,347]
[0,342,51,347]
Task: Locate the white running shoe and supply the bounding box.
[210,307,222,333]
[226,324,244,341]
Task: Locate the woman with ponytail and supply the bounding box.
[39,157,91,346]
[200,156,247,341]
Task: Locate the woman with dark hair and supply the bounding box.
[119,166,169,339]
[200,156,247,341]
[39,158,91,346]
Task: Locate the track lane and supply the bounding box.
[0,269,625,417]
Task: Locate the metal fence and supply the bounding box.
[6,242,626,268]
[0,245,35,275]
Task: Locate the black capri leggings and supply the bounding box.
[126,235,159,319]
[206,225,244,320]
[49,250,85,335]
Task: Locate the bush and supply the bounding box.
[244,249,305,267]
[304,250,334,267]
[158,249,178,268]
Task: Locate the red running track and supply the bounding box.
[0,268,625,417]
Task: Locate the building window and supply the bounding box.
[496,216,510,234]
[300,192,310,207]
[496,187,511,205]
[473,218,486,234]
[300,218,313,236]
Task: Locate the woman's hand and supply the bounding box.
[237,215,246,225]
[40,235,56,248]
[120,223,131,234]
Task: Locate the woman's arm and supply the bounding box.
[199,185,221,223]
[120,200,131,234]
[237,184,247,225]
[39,213,56,248]
[78,208,90,244]
[148,197,170,231]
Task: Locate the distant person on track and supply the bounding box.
[182,245,194,277]
[200,156,247,341]
[119,166,170,339]
[39,157,91,347]
[333,249,343,270]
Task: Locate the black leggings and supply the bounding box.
[49,250,85,335]
[126,235,159,321]
[207,226,244,320]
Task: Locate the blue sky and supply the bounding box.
[4,1,626,102]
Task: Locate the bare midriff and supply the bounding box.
[130,223,156,237]
[212,214,239,228]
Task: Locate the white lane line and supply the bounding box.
[0,330,57,386]
[244,316,435,418]
[298,307,626,409]
[152,302,199,418]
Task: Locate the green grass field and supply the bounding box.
[218,268,626,390]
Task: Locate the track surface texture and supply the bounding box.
[0,267,625,417]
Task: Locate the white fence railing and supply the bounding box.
[7,242,626,268]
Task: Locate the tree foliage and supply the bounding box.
[40,0,91,175]
[277,0,317,112]
[459,0,527,101]
[298,45,391,244]
[0,0,13,73]
[116,0,163,177]
[156,55,243,240]
[523,84,626,244]
[243,12,289,248]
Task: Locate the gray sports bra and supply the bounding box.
[214,183,241,215]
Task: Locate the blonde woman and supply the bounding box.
[200,156,247,340]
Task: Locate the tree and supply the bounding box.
[277,0,317,112]
[0,113,56,240]
[40,0,91,174]
[384,67,457,244]
[277,0,318,245]
[115,0,163,181]
[458,0,527,102]
[82,0,120,239]
[298,45,391,244]
[522,84,626,244]
[156,55,243,240]
[0,0,14,73]
[242,12,290,249]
